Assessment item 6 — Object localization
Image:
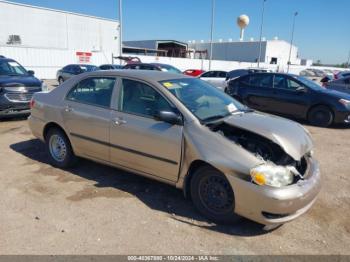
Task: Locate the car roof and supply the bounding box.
[124,63,155,66]
[150,63,171,66]
[83,69,190,82]
[237,72,300,79]
[0,58,16,63]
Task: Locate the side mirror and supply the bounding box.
[156,111,182,125]
[296,86,307,93]
[27,70,35,76]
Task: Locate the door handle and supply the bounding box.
[113,117,127,126]
[64,106,73,112]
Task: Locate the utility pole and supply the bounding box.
[347,49,350,68]
[209,0,215,70]
[287,11,298,73]
[118,0,123,63]
[257,0,267,68]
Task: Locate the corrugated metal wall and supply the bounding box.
[0,1,120,79]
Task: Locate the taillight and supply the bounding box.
[30,99,35,109]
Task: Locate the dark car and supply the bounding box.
[123,63,182,74]
[227,72,350,127]
[57,64,98,84]
[0,56,43,117]
[325,76,350,94]
[99,64,123,70]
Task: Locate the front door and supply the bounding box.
[271,75,308,117]
[62,76,116,161]
[110,78,183,182]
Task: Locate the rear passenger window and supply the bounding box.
[67,77,116,108]
[249,75,273,88]
[201,71,216,78]
[239,75,250,87]
[218,72,227,78]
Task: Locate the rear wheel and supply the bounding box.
[45,128,76,168]
[190,166,240,224]
[308,106,333,127]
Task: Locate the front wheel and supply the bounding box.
[307,106,333,127]
[190,166,240,224]
[46,128,76,168]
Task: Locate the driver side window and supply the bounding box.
[286,78,303,91]
[120,79,173,118]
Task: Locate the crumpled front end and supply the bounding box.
[226,157,321,226]
[179,111,321,226]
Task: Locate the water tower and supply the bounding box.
[237,14,250,41]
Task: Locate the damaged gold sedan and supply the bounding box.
[28,70,321,228]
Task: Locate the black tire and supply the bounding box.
[45,128,76,168]
[307,105,333,127]
[58,77,64,85]
[190,166,240,224]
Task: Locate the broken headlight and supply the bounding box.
[250,164,295,187]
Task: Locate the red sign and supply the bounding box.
[76,52,92,63]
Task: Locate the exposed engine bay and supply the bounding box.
[209,122,308,176]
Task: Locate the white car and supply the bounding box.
[199,71,227,91]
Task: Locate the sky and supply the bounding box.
[7,0,350,64]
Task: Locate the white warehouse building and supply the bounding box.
[0,0,120,79]
[188,39,303,66]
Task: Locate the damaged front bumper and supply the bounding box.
[226,157,321,226]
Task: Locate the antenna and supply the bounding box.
[237,14,250,41]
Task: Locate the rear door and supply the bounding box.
[270,74,309,117]
[62,76,116,161]
[109,78,183,182]
[239,74,275,112]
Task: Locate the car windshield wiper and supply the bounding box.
[202,113,232,123]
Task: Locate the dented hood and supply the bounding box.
[224,112,313,160]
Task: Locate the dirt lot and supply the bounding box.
[0,81,349,254]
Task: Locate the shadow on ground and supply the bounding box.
[10,138,271,237]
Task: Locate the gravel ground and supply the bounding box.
[0,80,349,255]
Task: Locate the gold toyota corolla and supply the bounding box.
[28,70,321,228]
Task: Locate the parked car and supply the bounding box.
[299,69,323,83]
[183,69,205,77]
[0,56,44,117]
[123,63,182,74]
[325,76,350,94]
[308,69,326,77]
[57,64,98,84]
[334,71,350,80]
[99,64,123,70]
[299,69,317,77]
[227,72,350,127]
[29,70,320,228]
[199,70,227,91]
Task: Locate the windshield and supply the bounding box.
[0,60,28,76]
[159,78,247,122]
[158,64,182,74]
[295,76,324,91]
